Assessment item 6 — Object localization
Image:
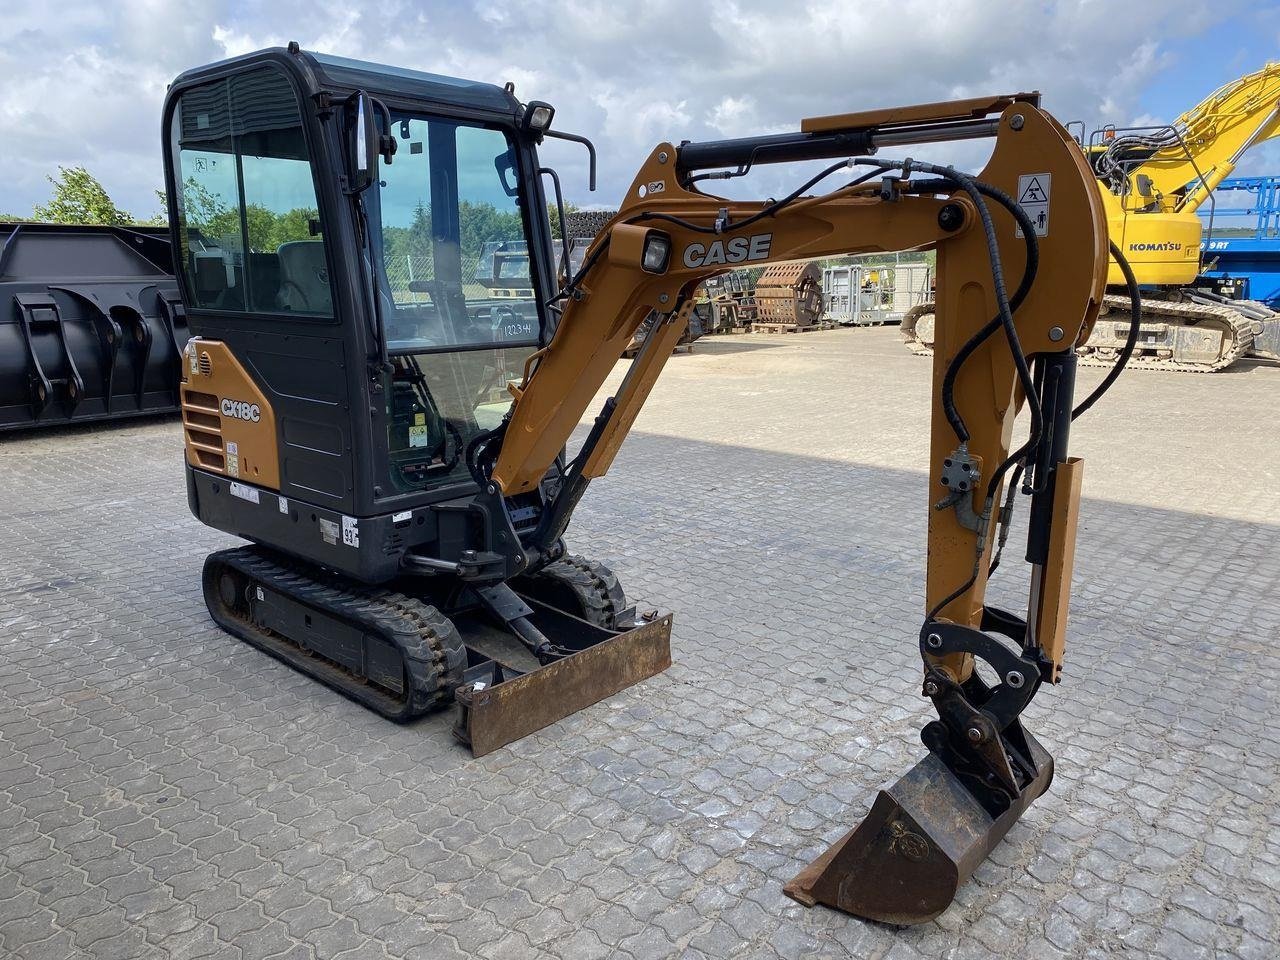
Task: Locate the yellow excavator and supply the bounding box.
[905,61,1280,371]
[164,46,1130,923]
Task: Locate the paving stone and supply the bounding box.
[1,330,1276,959]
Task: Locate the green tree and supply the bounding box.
[146,189,170,226]
[33,166,132,225]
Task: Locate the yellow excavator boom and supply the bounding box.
[1097,62,1280,287]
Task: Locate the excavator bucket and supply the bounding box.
[785,729,1053,924]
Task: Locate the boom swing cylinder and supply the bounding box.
[472,95,1110,923]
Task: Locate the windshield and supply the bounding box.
[372,113,541,494]
[373,115,540,351]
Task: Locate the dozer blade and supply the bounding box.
[784,729,1053,925]
[454,606,672,757]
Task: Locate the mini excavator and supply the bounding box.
[164,46,1125,923]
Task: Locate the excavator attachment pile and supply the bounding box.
[700,271,757,332]
[751,261,824,331]
[1,222,186,431]
[900,301,937,355]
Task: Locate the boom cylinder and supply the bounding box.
[675,118,1002,176]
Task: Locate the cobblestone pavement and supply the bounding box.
[2,328,1278,960]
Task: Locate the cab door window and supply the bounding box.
[170,66,332,317]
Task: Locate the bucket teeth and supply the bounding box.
[785,729,1053,924]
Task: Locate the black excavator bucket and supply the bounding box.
[785,727,1053,924]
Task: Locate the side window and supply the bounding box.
[170,66,331,317]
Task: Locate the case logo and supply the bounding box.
[221,398,261,422]
[682,233,772,268]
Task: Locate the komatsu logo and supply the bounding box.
[1128,242,1183,252]
[221,398,261,423]
[683,233,772,268]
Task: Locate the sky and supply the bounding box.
[2,0,1279,221]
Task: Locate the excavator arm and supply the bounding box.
[472,95,1108,923]
[1097,61,1280,215]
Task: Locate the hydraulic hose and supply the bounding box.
[1072,241,1141,419]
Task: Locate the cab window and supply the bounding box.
[169,66,332,317]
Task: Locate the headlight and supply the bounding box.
[521,101,555,137]
[641,232,671,274]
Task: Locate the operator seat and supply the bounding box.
[276,241,333,314]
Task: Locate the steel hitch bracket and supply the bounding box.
[784,615,1054,925]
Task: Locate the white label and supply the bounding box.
[342,515,360,548]
[255,586,264,601]
[1015,173,1051,238]
[392,510,412,523]
[647,180,666,194]
[319,518,339,545]
[278,496,289,514]
[225,441,238,455]
[226,455,239,477]
[408,424,428,448]
[229,482,259,504]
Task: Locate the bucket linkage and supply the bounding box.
[785,607,1055,925]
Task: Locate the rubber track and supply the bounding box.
[898,296,1258,372]
[203,545,465,721]
[515,554,626,629]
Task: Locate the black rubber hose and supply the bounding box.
[931,181,1041,446]
[1072,241,1141,420]
[631,158,858,236]
[984,238,1143,501]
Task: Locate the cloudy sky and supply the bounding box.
[2,0,1278,220]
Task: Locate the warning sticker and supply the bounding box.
[229,482,259,505]
[342,515,360,548]
[408,424,428,448]
[319,518,339,545]
[278,495,289,515]
[225,440,240,477]
[1015,173,1051,238]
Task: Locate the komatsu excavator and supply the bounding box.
[164,46,1125,924]
[905,61,1280,371]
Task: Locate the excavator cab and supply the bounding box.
[163,45,672,754]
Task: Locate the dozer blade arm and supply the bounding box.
[473,95,1107,923]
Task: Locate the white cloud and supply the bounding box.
[0,0,1258,219]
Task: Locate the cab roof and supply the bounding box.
[168,45,519,119]
[303,51,518,115]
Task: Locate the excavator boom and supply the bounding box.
[474,97,1109,922]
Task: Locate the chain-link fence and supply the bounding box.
[383,254,490,303]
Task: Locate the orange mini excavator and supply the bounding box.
[163,45,1132,923]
